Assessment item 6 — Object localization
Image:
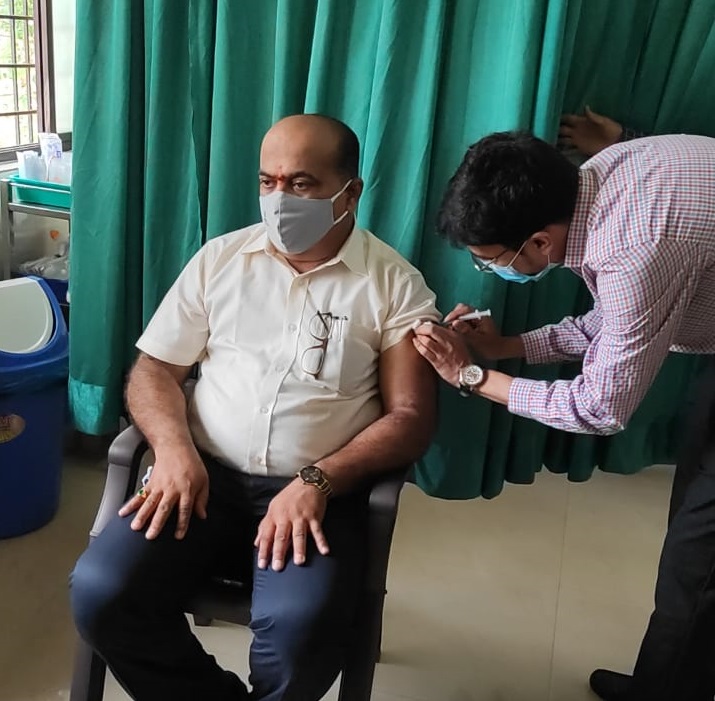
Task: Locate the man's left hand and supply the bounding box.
[412,322,472,387]
[559,106,622,156]
[255,479,329,571]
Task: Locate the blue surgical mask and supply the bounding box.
[491,259,560,284]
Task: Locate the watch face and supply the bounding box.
[461,365,484,386]
[300,466,322,484]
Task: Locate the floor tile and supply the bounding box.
[549,466,672,701]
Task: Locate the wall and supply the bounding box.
[52,0,75,134]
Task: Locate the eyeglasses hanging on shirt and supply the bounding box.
[301,311,348,379]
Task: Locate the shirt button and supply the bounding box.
[257,457,265,465]
[288,323,297,332]
[260,406,269,414]
[276,364,286,373]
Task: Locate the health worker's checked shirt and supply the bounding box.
[509,135,715,434]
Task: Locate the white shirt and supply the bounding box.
[136,224,440,476]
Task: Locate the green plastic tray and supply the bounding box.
[9,175,71,210]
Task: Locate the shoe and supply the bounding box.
[589,669,633,700]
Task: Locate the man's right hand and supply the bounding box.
[443,303,524,361]
[118,444,209,540]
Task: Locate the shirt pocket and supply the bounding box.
[301,319,380,396]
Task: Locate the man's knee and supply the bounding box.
[656,495,715,620]
[250,591,352,700]
[251,583,353,661]
[70,547,126,646]
[253,596,321,656]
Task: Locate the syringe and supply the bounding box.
[439,309,491,326]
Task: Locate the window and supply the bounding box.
[0,0,70,158]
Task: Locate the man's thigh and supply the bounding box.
[71,464,256,616]
[250,491,368,640]
[669,357,715,521]
[77,514,219,606]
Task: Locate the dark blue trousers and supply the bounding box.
[70,458,367,701]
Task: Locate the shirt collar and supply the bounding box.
[564,168,599,269]
[335,226,368,276]
[238,224,369,276]
[237,227,268,254]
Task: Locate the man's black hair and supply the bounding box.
[437,131,579,250]
[307,114,360,179]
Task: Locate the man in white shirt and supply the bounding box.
[70,114,439,701]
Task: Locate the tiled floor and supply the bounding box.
[0,458,672,701]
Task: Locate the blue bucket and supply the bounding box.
[0,277,69,538]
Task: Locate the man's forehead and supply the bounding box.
[468,244,507,254]
[259,146,336,178]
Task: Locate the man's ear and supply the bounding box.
[530,230,554,257]
[346,178,364,212]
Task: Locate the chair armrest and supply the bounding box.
[89,425,148,539]
[107,424,148,468]
[364,467,409,593]
[368,468,408,515]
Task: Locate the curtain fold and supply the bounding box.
[69,0,146,431]
[70,0,715,499]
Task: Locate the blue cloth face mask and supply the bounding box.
[260,180,352,254]
[491,259,560,284]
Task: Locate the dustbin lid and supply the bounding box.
[0,278,54,353]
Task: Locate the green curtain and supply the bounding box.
[70,0,715,499]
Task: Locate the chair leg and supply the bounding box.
[374,588,387,663]
[338,633,379,701]
[338,599,382,701]
[193,614,214,627]
[70,637,107,701]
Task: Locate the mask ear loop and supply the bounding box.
[331,179,354,225]
[330,178,353,202]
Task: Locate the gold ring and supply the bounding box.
[137,487,149,500]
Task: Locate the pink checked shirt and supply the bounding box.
[508,135,715,435]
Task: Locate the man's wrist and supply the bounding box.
[296,465,334,498]
[152,435,197,457]
[619,125,646,143]
[458,364,486,396]
[473,369,513,406]
[496,336,525,360]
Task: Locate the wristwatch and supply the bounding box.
[296,465,333,498]
[458,364,485,397]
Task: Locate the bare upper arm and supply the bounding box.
[378,335,438,428]
[131,352,194,386]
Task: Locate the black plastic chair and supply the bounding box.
[69,424,408,701]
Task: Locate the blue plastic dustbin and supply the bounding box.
[0,276,69,538]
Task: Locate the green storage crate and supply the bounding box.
[9,175,71,210]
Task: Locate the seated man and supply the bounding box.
[70,114,439,701]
